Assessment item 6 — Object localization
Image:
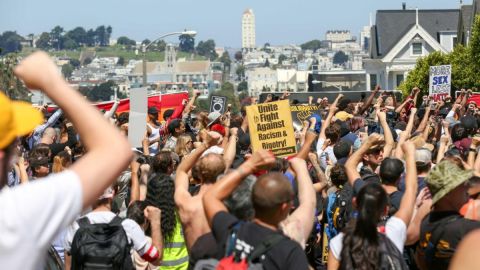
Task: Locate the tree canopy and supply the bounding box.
[0,31,24,55]
[300,39,322,51]
[179,34,195,53]
[333,51,348,65]
[196,39,217,61]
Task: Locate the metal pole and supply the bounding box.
[142,44,147,87]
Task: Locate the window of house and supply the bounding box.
[412,42,422,55]
[396,74,404,87]
[370,74,377,90]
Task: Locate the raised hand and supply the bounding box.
[199,129,219,148]
[144,206,161,223]
[14,51,62,91]
[244,149,276,172]
[366,133,384,146]
[401,140,415,154]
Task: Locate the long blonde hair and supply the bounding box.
[175,134,193,159]
[52,151,72,173]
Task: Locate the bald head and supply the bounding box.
[42,127,56,139]
[194,153,225,184]
[252,172,293,219]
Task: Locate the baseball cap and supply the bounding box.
[460,115,478,130]
[98,186,115,200]
[415,148,432,164]
[426,160,473,204]
[0,92,43,149]
[210,123,226,137]
[207,111,222,127]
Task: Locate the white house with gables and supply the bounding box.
[364,9,459,90]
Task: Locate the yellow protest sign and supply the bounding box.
[246,99,297,157]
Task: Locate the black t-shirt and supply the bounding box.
[189,233,219,269]
[417,211,480,270]
[387,190,403,214]
[212,211,309,270]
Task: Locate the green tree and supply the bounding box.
[61,63,74,79]
[0,54,30,101]
[234,51,243,62]
[216,82,241,113]
[236,65,245,80]
[70,59,80,68]
[0,31,24,55]
[96,25,108,46]
[117,36,136,46]
[86,29,96,46]
[83,57,92,65]
[36,32,51,50]
[106,25,112,45]
[196,39,218,60]
[238,81,248,92]
[179,34,195,53]
[66,27,87,46]
[278,54,287,65]
[333,51,348,65]
[219,51,231,70]
[50,26,64,50]
[82,81,119,101]
[63,37,78,50]
[300,39,322,51]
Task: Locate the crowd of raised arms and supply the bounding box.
[1,51,480,270]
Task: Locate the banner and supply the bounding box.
[210,95,227,114]
[46,92,189,122]
[128,88,148,148]
[246,99,297,157]
[290,104,320,131]
[429,65,451,100]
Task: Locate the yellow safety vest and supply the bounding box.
[159,214,189,270]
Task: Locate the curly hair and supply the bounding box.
[145,174,177,243]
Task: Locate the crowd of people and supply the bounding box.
[1,51,480,270]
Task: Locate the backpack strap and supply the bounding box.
[77,217,90,228]
[225,221,243,257]
[249,233,286,263]
[109,215,124,226]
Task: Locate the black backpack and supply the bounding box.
[70,216,134,270]
[378,233,408,270]
[341,233,408,270]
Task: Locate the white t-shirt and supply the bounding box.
[316,138,337,169]
[0,170,83,270]
[64,211,153,257]
[329,216,407,260]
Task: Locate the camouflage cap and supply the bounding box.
[426,160,473,204]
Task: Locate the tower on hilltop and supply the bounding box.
[242,8,256,52]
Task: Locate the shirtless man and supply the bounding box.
[174,129,237,263]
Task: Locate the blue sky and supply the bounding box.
[0,0,463,47]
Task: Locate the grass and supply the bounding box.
[18,45,207,62]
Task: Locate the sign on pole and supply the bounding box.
[246,99,297,157]
[128,87,148,148]
[290,104,320,131]
[429,65,451,100]
[210,95,227,114]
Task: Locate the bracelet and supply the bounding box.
[469,148,477,152]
